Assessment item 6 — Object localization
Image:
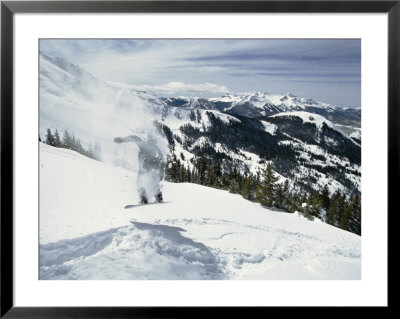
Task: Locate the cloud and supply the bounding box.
[39,39,361,106]
[111,81,230,97]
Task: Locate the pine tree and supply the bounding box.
[197,156,208,185]
[339,201,352,230]
[275,184,284,208]
[178,164,186,183]
[229,180,239,193]
[347,193,361,235]
[335,193,346,226]
[205,165,214,186]
[250,173,260,201]
[54,129,62,147]
[307,191,322,218]
[288,193,300,213]
[327,191,345,226]
[237,172,244,191]
[274,180,291,210]
[211,160,222,187]
[45,128,55,146]
[320,185,331,211]
[281,180,292,210]
[256,163,279,207]
[242,176,251,200]
[62,130,72,149]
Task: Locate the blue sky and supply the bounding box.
[40,39,361,107]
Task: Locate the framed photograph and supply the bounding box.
[1,0,396,316]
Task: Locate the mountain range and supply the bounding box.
[162,91,361,126]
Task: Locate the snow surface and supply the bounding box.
[40,144,361,280]
[261,121,278,135]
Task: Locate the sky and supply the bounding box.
[40,39,361,107]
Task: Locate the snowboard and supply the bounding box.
[124,201,171,209]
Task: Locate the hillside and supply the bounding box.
[40,144,361,280]
[160,107,361,195]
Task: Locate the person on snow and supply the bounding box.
[114,133,165,204]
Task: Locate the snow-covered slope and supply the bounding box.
[271,111,338,131]
[40,144,361,280]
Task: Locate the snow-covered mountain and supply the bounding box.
[39,51,361,196]
[159,107,360,195]
[162,91,361,126]
[211,91,333,113]
[40,143,361,280]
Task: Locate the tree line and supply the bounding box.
[42,128,102,161]
[165,154,361,235]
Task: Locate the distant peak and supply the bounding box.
[250,91,269,96]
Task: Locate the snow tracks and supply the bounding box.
[39,221,225,280]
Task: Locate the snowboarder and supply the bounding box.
[114,133,165,204]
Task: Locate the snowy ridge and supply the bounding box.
[270,111,362,148]
[40,144,361,280]
[209,91,337,114]
[270,111,339,130]
[40,52,92,81]
[164,89,355,120]
[209,93,243,104]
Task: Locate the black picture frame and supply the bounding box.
[1,0,396,317]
